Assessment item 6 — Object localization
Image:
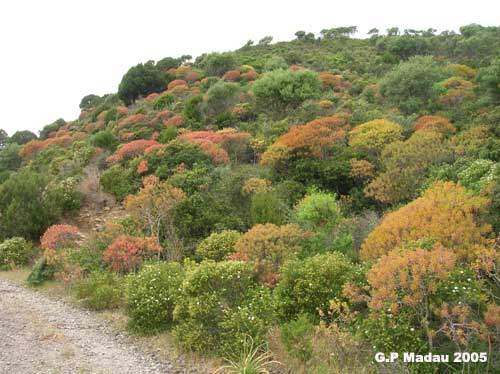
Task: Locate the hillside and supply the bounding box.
[0,24,499,373]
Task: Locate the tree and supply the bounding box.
[295,31,306,40]
[198,52,237,77]
[79,94,103,110]
[0,129,8,149]
[476,58,500,102]
[379,56,443,114]
[361,181,492,261]
[8,130,37,145]
[124,175,186,259]
[0,143,22,171]
[258,36,273,46]
[118,61,166,105]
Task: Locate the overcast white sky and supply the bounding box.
[0,0,499,135]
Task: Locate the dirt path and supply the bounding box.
[0,279,185,374]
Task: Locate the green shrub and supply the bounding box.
[126,261,184,334]
[252,69,321,116]
[92,130,119,151]
[274,253,354,321]
[280,314,314,364]
[195,230,241,261]
[158,126,178,144]
[73,270,123,310]
[153,93,174,110]
[219,286,276,354]
[379,55,443,114]
[250,190,289,226]
[100,164,141,201]
[0,169,80,241]
[0,237,35,270]
[173,260,257,354]
[65,245,106,273]
[27,257,56,285]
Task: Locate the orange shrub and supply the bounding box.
[168,79,188,90]
[360,182,492,261]
[261,116,348,165]
[414,115,456,136]
[164,115,183,128]
[231,223,307,286]
[106,139,159,164]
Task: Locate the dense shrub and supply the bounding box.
[0,237,35,270]
[92,130,119,151]
[252,69,321,116]
[0,169,80,241]
[126,261,184,334]
[379,56,443,114]
[100,164,141,201]
[274,253,354,320]
[173,260,257,354]
[195,230,241,261]
[73,270,123,310]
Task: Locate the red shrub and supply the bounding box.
[241,70,258,81]
[414,115,456,136]
[137,159,149,174]
[116,106,129,116]
[223,69,241,82]
[145,92,160,102]
[103,235,162,273]
[288,65,304,71]
[118,114,147,129]
[107,139,159,164]
[164,115,183,128]
[186,71,201,83]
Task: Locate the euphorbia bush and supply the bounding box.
[126,261,184,334]
[41,224,80,251]
[103,235,162,273]
[232,223,307,286]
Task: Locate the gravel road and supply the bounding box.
[0,279,199,374]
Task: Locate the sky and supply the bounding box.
[0,0,499,135]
